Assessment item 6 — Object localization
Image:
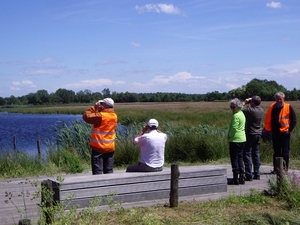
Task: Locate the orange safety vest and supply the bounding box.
[264,102,290,132]
[90,111,117,153]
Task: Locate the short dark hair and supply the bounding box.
[148,125,157,130]
[251,96,261,106]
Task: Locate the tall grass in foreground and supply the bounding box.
[7,170,300,225]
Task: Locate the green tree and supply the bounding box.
[36,89,50,104]
[5,95,21,105]
[102,88,111,98]
[228,86,246,99]
[54,88,75,104]
[27,93,42,105]
[76,89,92,103]
[0,97,6,106]
[245,79,287,101]
[286,88,299,101]
[19,96,28,105]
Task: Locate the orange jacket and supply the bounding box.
[264,103,290,133]
[83,107,117,153]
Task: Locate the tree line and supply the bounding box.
[0,78,299,106]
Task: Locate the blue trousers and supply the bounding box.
[244,135,261,178]
[91,149,114,175]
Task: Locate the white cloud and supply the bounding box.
[169,72,204,83]
[36,58,56,63]
[135,4,183,15]
[266,1,282,9]
[62,78,126,89]
[131,42,141,47]
[22,66,66,75]
[10,80,37,90]
[12,80,34,86]
[95,59,128,66]
[144,72,205,86]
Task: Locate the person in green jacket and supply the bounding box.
[227,98,246,185]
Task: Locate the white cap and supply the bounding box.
[147,119,159,128]
[98,98,114,107]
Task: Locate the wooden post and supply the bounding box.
[41,180,54,224]
[13,135,17,150]
[275,157,284,192]
[37,140,41,163]
[170,163,180,208]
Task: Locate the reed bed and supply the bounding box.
[1,101,300,178]
[2,102,300,225]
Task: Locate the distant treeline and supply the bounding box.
[1,78,299,106]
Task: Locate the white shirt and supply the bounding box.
[134,130,167,168]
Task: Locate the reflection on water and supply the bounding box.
[0,113,82,155]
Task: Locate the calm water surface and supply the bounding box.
[0,113,83,155]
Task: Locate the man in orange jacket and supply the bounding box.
[83,98,118,175]
[264,92,297,172]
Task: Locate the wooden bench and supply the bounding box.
[42,165,227,211]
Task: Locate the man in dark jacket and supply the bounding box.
[242,96,264,180]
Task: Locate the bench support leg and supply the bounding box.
[170,164,180,208]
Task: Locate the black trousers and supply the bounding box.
[91,149,114,175]
[229,142,245,174]
[272,132,290,171]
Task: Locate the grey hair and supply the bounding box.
[274,92,285,99]
[230,98,243,109]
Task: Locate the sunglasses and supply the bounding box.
[230,105,235,109]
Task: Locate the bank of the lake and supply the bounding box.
[0,113,82,155]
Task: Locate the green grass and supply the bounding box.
[2,102,300,224]
[1,102,300,178]
[47,187,300,225]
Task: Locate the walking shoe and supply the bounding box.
[246,176,253,181]
[227,179,239,185]
[239,174,245,185]
[253,175,260,180]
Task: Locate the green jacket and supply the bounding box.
[228,110,246,143]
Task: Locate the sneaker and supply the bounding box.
[253,175,260,180]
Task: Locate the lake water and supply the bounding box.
[0,113,83,155]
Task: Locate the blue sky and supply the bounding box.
[1,1,300,98]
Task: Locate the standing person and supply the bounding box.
[264,92,297,172]
[227,98,246,185]
[126,119,167,172]
[82,98,118,175]
[242,96,264,181]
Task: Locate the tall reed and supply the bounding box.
[1,102,299,177]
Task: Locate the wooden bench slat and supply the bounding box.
[43,165,228,211]
[58,175,226,200]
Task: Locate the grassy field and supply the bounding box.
[2,101,300,224]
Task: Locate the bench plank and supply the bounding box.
[44,165,227,209]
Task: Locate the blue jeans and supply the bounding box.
[244,135,261,178]
[91,149,114,175]
[229,142,245,174]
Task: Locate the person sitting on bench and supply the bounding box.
[126,119,168,172]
